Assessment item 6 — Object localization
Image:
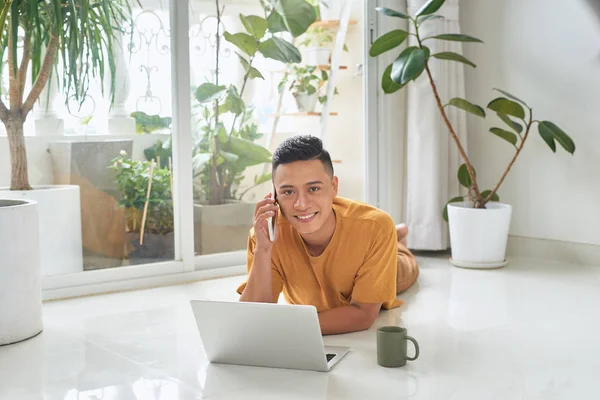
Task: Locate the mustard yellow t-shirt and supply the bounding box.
[236,197,402,311]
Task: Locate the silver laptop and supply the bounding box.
[190,300,350,372]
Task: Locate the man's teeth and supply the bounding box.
[297,213,315,220]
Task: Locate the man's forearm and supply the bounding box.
[318,305,374,335]
[239,249,274,303]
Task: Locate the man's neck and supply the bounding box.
[299,208,337,253]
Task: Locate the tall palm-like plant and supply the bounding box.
[0,0,138,190]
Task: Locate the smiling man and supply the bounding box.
[237,135,419,335]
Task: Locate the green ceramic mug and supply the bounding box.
[377,326,419,367]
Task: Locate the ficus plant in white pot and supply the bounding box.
[369,0,576,268]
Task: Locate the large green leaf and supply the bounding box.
[237,53,264,80]
[480,190,500,202]
[375,7,410,19]
[418,14,444,25]
[254,172,272,185]
[195,83,227,103]
[538,123,556,153]
[457,163,475,188]
[443,196,465,222]
[382,63,405,94]
[216,129,272,167]
[487,97,525,120]
[266,11,287,33]
[493,88,529,108]
[497,113,523,134]
[131,112,172,134]
[220,86,245,116]
[425,33,483,43]
[416,0,446,17]
[192,152,214,171]
[240,15,268,40]
[391,46,427,86]
[369,29,409,57]
[224,32,258,57]
[490,128,518,146]
[273,0,317,37]
[447,98,485,118]
[432,51,476,68]
[258,37,301,63]
[538,121,575,154]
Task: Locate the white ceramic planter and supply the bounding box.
[306,47,331,65]
[319,0,342,20]
[0,199,42,345]
[0,185,83,276]
[447,201,512,269]
[293,92,319,112]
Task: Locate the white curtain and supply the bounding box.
[404,0,468,250]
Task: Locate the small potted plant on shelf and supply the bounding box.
[110,151,175,265]
[281,65,338,112]
[369,0,576,269]
[299,25,348,65]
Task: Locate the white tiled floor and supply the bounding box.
[1,254,599,399]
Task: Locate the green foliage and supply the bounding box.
[130,112,172,134]
[144,138,172,169]
[110,151,173,235]
[369,29,409,57]
[370,0,576,214]
[193,0,315,205]
[192,104,271,203]
[0,0,138,105]
[281,65,339,105]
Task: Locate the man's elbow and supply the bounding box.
[239,290,275,303]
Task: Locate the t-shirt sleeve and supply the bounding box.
[236,230,284,303]
[350,216,398,305]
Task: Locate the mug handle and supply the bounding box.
[405,336,419,361]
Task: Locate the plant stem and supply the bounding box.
[22,34,59,117]
[6,116,31,190]
[414,18,481,204]
[229,56,253,141]
[483,108,533,204]
[7,19,18,110]
[209,0,223,205]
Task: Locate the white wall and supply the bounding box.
[460,0,600,246]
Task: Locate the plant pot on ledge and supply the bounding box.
[447,201,512,269]
[293,92,319,112]
[0,199,42,346]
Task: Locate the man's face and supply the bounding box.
[273,159,338,235]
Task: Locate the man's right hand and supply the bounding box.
[253,193,279,251]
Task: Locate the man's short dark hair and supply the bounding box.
[272,135,334,177]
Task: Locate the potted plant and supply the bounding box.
[369,0,575,268]
[0,1,138,277]
[110,151,174,264]
[0,199,41,346]
[280,65,338,112]
[298,25,348,65]
[190,0,317,255]
[300,26,333,65]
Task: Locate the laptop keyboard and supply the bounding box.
[326,353,336,362]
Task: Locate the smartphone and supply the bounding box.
[267,190,278,241]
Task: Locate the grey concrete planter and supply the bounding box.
[194,201,255,255]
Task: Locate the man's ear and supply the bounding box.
[332,176,339,196]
